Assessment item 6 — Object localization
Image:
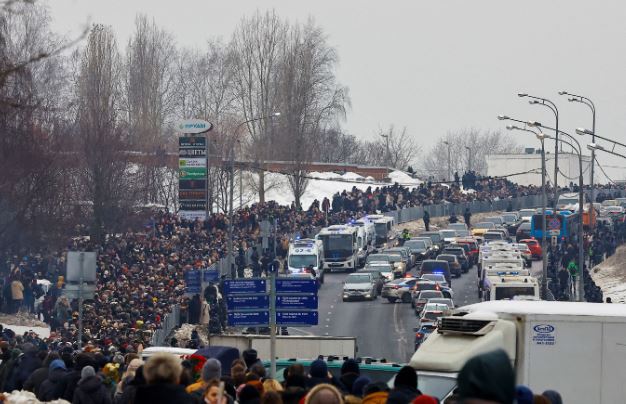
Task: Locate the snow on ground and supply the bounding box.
[254,170,422,208]
[590,245,626,303]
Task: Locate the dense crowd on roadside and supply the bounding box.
[0,337,564,404]
[0,177,624,354]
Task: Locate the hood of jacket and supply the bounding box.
[48,367,68,384]
[78,375,103,393]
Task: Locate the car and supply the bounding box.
[357,268,387,294]
[455,238,479,265]
[386,246,413,269]
[518,209,537,222]
[604,206,625,223]
[426,297,454,310]
[414,323,437,350]
[411,280,454,302]
[471,222,496,236]
[516,222,532,242]
[512,243,533,267]
[383,250,408,277]
[419,303,452,326]
[381,277,419,303]
[440,246,469,272]
[501,212,521,234]
[484,216,505,228]
[342,273,378,301]
[435,254,462,278]
[420,273,449,288]
[364,262,395,282]
[483,231,505,242]
[455,229,471,237]
[450,242,475,265]
[414,290,445,315]
[519,238,542,259]
[601,199,619,207]
[447,223,467,231]
[403,239,432,265]
[438,229,457,244]
[420,260,452,286]
[419,231,444,251]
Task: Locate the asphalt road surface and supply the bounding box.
[292,259,543,363]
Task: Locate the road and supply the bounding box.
[293,259,543,363]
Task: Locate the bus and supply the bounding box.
[316,225,359,272]
[530,211,580,242]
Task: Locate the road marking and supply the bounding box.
[328,312,332,315]
[326,318,330,322]
[330,305,334,309]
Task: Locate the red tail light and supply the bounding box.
[416,333,424,339]
[392,285,400,289]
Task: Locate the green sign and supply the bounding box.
[179,167,207,179]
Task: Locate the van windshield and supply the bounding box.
[496,287,536,300]
[288,255,317,268]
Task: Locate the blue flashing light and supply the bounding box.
[432,270,444,274]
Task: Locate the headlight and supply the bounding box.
[365,294,371,298]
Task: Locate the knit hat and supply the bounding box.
[341,358,360,375]
[49,359,66,371]
[412,395,439,404]
[309,359,328,378]
[81,365,96,379]
[394,366,417,390]
[457,349,515,404]
[201,358,222,382]
[352,376,371,397]
[516,385,534,404]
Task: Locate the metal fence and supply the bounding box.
[150,304,180,346]
[383,194,544,225]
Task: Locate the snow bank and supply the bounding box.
[589,245,626,303]
[0,314,50,338]
[1,390,68,403]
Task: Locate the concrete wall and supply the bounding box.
[487,152,592,186]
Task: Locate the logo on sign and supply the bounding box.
[177,119,213,134]
[533,324,555,333]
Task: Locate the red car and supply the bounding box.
[520,239,542,259]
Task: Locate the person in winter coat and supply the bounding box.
[115,365,145,404]
[72,366,112,404]
[8,342,41,391]
[339,359,360,394]
[134,353,194,404]
[62,353,96,402]
[10,278,24,313]
[305,360,345,391]
[361,382,389,404]
[456,349,515,404]
[24,351,60,396]
[386,366,421,404]
[38,359,69,401]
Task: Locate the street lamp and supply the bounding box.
[528,123,585,302]
[587,142,626,160]
[443,141,451,182]
[518,93,560,209]
[465,146,472,172]
[380,133,391,170]
[505,124,549,299]
[560,91,597,227]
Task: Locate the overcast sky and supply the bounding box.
[47,0,626,179]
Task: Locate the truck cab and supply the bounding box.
[287,238,325,284]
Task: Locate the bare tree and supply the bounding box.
[421,129,521,179]
[74,24,134,243]
[230,10,287,203]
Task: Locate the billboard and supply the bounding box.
[178,124,211,221]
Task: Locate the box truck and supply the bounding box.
[410,300,626,404]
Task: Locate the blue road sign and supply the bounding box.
[203,268,219,282]
[276,295,318,310]
[276,278,317,294]
[226,295,269,310]
[184,270,202,294]
[276,311,318,326]
[228,311,269,327]
[224,279,267,295]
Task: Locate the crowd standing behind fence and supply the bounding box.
[1,177,625,350]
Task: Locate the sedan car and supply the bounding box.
[364,262,395,282]
[411,280,454,303]
[472,222,496,236]
[520,238,542,259]
[435,254,462,278]
[426,297,454,310]
[414,323,437,350]
[420,273,449,288]
[342,273,377,301]
[419,303,452,327]
[357,268,387,294]
[381,277,418,303]
[516,222,532,242]
[414,290,445,315]
[403,239,432,265]
[440,247,469,272]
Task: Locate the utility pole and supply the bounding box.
[465,146,471,172]
[228,146,235,279]
[539,140,548,299]
[443,141,451,181]
[78,252,84,348]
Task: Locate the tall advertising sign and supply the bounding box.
[177,119,212,221]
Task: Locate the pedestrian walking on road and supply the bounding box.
[463,208,472,227]
[423,210,430,231]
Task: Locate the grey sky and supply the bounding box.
[47,0,626,179]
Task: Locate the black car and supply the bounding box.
[440,247,469,273]
[501,213,521,234]
[516,222,532,242]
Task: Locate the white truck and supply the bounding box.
[287,238,325,284]
[316,225,359,272]
[410,300,626,404]
[482,274,539,301]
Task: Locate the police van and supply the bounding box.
[316,225,360,272]
[287,238,325,284]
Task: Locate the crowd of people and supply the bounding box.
[0,178,624,355]
[0,337,565,404]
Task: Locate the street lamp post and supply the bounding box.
[518,93,560,209]
[228,113,280,279]
[560,91,596,225]
[465,146,471,172]
[380,133,390,169]
[505,124,549,299]
[443,141,451,182]
[529,123,585,302]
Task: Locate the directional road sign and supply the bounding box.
[276,311,319,326]
[276,295,318,310]
[184,270,202,294]
[224,279,267,295]
[227,311,269,327]
[226,295,269,311]
[203,268,219,282]
[276,278,317,294]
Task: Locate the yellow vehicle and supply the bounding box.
[471,221,496,236]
